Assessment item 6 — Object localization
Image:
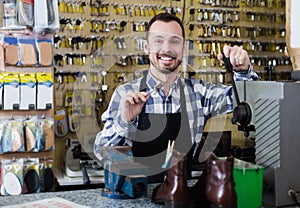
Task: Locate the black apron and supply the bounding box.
[132,73,193,183]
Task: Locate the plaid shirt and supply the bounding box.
[94,66,258,160]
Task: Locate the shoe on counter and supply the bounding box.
[152,150,190,208]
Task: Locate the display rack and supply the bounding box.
[0,0,58,195]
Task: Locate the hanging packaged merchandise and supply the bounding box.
[2,0,18,28]
[2,72,20,110]
[24,116,38,152]
[39,158,54,192]
[34,0,59,32]
[17,33,37,66]
[68,106,80,133]
[36,72,53,110]
[1,158,23,196]
[0,123,4,154]
[23,158,40,194]
[1,117,25,153]
[4,35,19,66]
[16,0,34,27]
[54,107,69,137]
[74,90,86,116]
[64,90,73,107]
[19,73,36,110]
[36,116,54,151]
[36,33,54,66]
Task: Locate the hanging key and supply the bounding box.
[58,1,66,13]
[84,37,91,50]
[198,41,203,53]
[189,24,195,37]
[197,25,204,37]
[207,25,212,37]
[203,10,208,20]
[140,5,145,16]
[104,3,110,16]
[90,3,95,16]
[54,54,63,66]
[65,18,73,32]
[144,5,149,16]
[197,9,203,21]
[190,8,195,21]
[71,37,77,50]
[54,35,61,49]
[91,36,98,53]
[227,0,233,7]
[77,36,84,50]
[74,19,81,32]
[66,36,72,48]
[119,20,127,32]
[113,3,119,15]
[128,5,133,17]
[204,25,209,37]
[59,18,67,32]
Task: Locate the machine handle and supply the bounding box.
[222,52,241,105]
[222,52,254,137]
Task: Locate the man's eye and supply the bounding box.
[170,39,182,44]
[170,40,180,44]
[152,38,163,44]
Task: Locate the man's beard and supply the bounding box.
[150,58,182,74]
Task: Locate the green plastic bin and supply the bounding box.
[233,158,264,208]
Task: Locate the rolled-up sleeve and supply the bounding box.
[234,64,259,81]
[93,84,138,160]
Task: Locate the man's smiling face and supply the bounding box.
[144,20,185,74]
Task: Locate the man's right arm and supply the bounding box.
[93,85,138,161]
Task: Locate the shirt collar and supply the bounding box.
[146,71,180,91]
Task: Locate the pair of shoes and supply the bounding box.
[152,151,237,208]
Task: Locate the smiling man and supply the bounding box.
[94,12,258,183]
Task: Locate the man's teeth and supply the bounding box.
[160,56,172,61]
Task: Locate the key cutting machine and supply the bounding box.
[234,80,300,207]
[223,54,300,207]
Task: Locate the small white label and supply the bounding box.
[102,84,108,91]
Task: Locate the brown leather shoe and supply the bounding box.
[151,151,189,207]
[206,156,237,208]
[189,153,217,208]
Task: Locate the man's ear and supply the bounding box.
[143,40,149,55]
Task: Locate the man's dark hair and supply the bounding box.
[146,12,185,39]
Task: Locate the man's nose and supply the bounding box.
[161,40,171,51]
